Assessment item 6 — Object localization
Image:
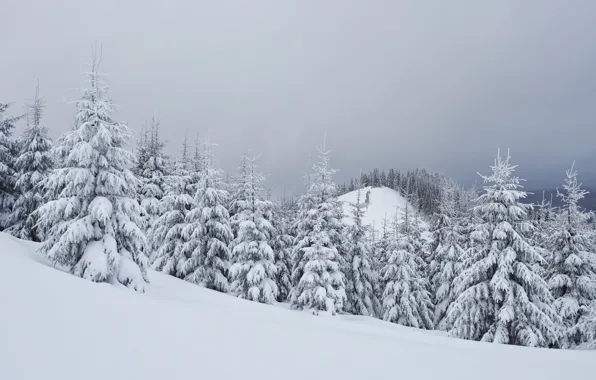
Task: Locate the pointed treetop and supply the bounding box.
[28,79,45,128]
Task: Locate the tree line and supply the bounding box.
[0,49,595,350]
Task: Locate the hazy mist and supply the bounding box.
[2,0,596,194]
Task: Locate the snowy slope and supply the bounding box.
[339,186,429,239]
[1,232,595,380]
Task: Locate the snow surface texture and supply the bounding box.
[339,186,429,239]
[1,232,594,380]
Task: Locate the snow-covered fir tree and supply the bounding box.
[138,117,169,243]
[179,140,233,292]
[427,181,460,267]
[290,172,317,289]
[529,191,556,279]
[380,207,433,329]
[37,50,148,291]
[446,150,559,347]
[229,155,251,239]
[547,163,596,348]
[270,195,294,302]
[229,155,278,303]
[344,181,379,317]
[0,102,23,230]
[189,133,203,193]
[133,126,149,177]
[290,143,346,315]
[7,84,53,241]
[372,213,391,307]
[573,308,596,349]
[429,184,465,330]
[151,137,194,277]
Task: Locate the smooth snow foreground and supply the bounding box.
[0,233,594,380]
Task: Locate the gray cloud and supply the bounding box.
[2,0,596,194]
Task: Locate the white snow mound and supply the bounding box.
[0,232,594,380]
[340,186,429,239]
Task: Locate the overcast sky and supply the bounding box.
[2,0,596,194]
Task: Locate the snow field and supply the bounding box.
[1,232,594,380]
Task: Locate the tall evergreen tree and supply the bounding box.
[36,49,148,291]
[446,150,559,347]
[229,155,251,240]
[189,133,203,192]
[430,185,465,330]
[529,191,555,279]
[8,84,53,241]
[180,140,233,292]
[151,137,194,277]
[229,155,278,303]
[138,117,168,242]
[271,196,294,302]
[548,163,596,348]
[290,143,346,315]
[133,126,149,177]
[380,208,433,329]
[372,214,391,306]
[345,182,379,317]
[0,102,23,230]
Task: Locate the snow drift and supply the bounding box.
[339,186,428,238]
[0,232,594,380]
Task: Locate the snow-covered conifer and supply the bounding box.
[429,185,465,330]
[0,103,23,230]
[529,191,555,278]
[271,196,294,302]
[548,163,596,348]
[229,155,278,303]
[229,155,251,239]
[179,140,232,292]
[290,143,346,315]
[372,214,391,306]
[138,117,169,240]
[8,84,53,241]
[189,133,203,191]
[133,126,149,176]
[37,49,148,291]
[151,137,194,277]
[380,208,433,329]
[344,182,379,317]
[446,150,559,347]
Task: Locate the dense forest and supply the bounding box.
[1,51,595,350]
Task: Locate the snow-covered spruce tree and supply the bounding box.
[151,137,194,277]
[229,155,278,303]
[188,133,203,193]
[0,103,23,230]
[574,308,596,349]
[529,191,555,279]
[344,181,379,317]
[430,185,465,330]
[138,117,169,242]
[271,196,294,302]
[446,150,559,347]
[37,50,148,291]
[290,143,347,315]
[133,126,149,177]
[547,163,596,348]
[372,214,391,307]
[229,155,251,240]
[290,172,317,288]
[427,182,451,266]
[7,84,53,241]
[180,141,233,292]
[380,208,434,329]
